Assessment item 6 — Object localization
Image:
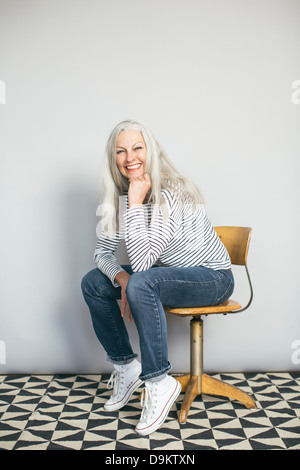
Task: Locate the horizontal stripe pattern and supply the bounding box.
[94,189,231,286]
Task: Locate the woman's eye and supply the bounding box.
[134,147,142,151]
[116,150,124,154]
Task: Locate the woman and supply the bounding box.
[81,119,234,436]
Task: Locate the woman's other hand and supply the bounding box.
[114,271,133,322]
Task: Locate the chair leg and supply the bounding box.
[178,375,199,423]
[202,373,256,409]
[174,373,191,393]
[174,317,256,424]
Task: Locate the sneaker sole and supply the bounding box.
[135,379,182,436]
[104,378,143,411]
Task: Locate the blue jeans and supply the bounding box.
[81,265,234,382]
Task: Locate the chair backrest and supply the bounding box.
[214,226,252,266]
[215,226,253,312]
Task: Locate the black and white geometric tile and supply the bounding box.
[0,372,299,450]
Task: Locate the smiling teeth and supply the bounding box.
[127,164,141,169]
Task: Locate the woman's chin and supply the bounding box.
[125,169,144,178]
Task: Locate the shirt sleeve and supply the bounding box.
[93,231,125,287]
[123,189,183,272]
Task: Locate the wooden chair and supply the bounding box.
[164,226,256,424]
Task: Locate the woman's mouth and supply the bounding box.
[126,163,142,171]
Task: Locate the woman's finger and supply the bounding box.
[125,301,134,323]
[121,290,127,318]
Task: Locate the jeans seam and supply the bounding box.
[149,288,163,371]
[215,279,233,304]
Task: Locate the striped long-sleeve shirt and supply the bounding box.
[94,189,231,287]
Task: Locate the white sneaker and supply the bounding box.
[104,359,143,411]
[135,375,181,436]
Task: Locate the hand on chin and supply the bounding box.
[128,173,151,208]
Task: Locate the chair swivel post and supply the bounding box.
[190,317,203,393]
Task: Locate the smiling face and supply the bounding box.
[115,130,147,179]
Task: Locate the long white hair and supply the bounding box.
[98,119,204,236]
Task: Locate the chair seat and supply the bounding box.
[164,299,242,316]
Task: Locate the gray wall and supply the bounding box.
[1,0,300,374]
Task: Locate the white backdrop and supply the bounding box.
[1,0,300,374]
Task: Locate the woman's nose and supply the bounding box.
[126,150,134,162]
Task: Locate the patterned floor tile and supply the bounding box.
[0,372,299,450]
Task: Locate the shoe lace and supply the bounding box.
[107,370,124,397]
[140,385,157,419]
